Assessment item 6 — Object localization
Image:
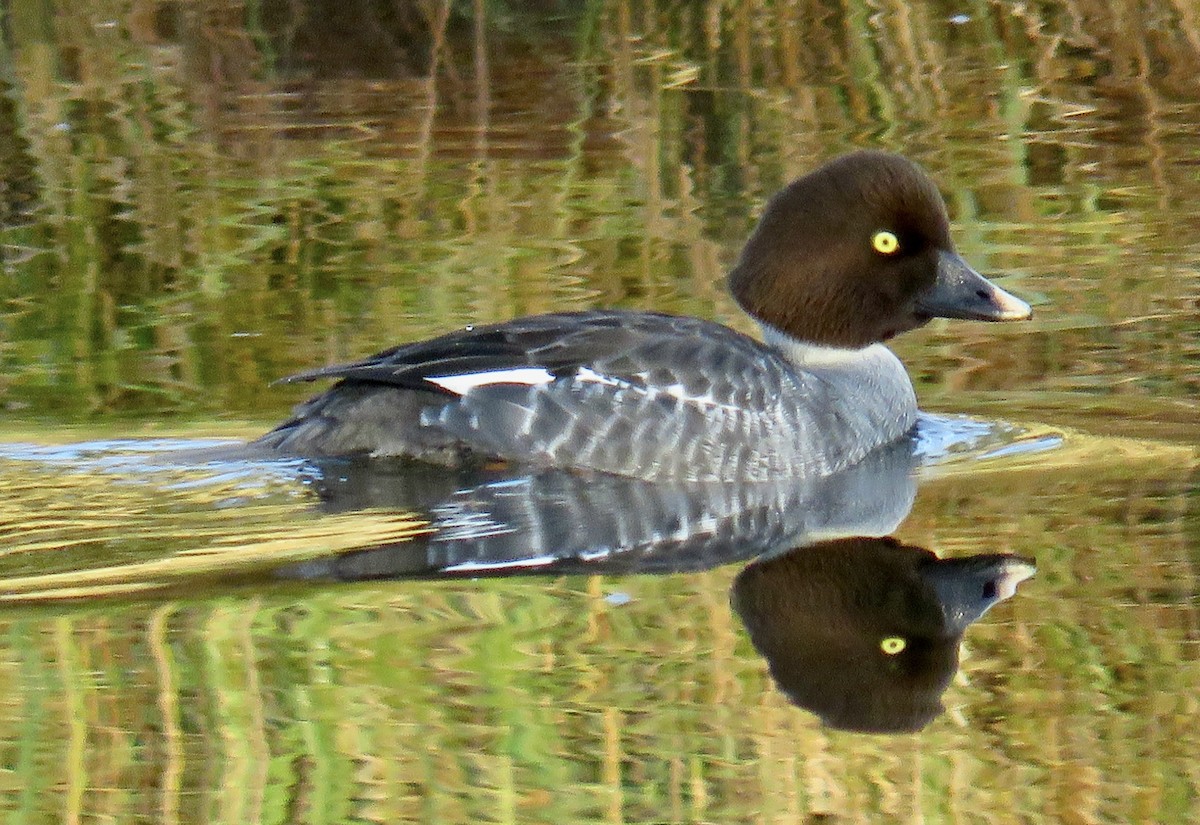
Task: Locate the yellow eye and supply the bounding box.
[880,636,907,655]
[872,230,900,255]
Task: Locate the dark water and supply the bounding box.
[0,1,1198,822]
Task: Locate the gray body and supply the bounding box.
[255,311,917,483]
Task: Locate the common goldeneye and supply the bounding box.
[256,150,1031,481]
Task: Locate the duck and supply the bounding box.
[254,150,1031,482]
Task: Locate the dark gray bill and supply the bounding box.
[921,555,1037,635]
[917,250,1032,321]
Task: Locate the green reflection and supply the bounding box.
[0,0,1194,436]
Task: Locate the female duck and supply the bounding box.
[256,151,1031,482]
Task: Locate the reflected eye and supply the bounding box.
[880,636,907,655]
[872,230,900,255]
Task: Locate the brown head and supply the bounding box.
[728,151,1030,348]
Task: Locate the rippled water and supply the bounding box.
[0,2,1198,822]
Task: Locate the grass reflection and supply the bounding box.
[0,429,1193,821]
[0,0,1196,433]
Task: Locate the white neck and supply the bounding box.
[761,326,886,368]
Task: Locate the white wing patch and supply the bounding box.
[662,383,718,406]
[443,555,559,572]
[426,367,555,395]
[575,366,625,387]
[427,364,737,411]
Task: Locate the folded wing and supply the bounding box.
[261,310,832,481]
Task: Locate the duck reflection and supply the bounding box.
[732,537,1034,734]
[295,436,920,577]
[280,435,1034,733]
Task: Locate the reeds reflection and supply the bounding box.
[1,0,1197,432]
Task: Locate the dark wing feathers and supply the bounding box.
[278,310,765,392]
